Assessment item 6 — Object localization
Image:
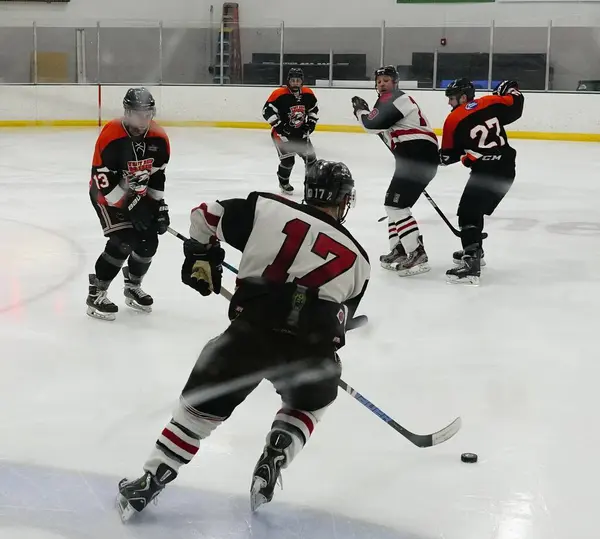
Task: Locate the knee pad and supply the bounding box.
[105,231,134,259]
[279,155,295,170]
[134,232,159,258]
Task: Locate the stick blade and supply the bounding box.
[430,416,462,447]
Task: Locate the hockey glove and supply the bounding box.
[493,80,519,96]
[181,238,225,296]
[155,200,170,235]
[351,96,370,119]
[273,121,291,137]
[127,194,155,232]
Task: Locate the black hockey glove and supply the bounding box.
[127,194,155,232]
[493,80,519,96]
[155,200,170,235]
[351,96,370,118]
[273,121,290,137]
[181,238,225,296]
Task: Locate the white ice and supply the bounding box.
[0,127,599,539]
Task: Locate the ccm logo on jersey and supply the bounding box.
[127,158,154,173]
[288,105,306,128]
[481,155,502,161]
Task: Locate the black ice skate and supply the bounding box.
[123,267,153,313]
[396,236,430,277]
[279,181,294,195]
[380,243,407,271]
[446,246,482,285]
[116,463,177,522]
[86,274,118,321]
[250,430,291,512]
[453,248,486,267]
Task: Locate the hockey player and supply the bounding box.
[262,67,319,194]
[87,87,170,320]
[116,160,370,521]
[351,65,439,276]
[440,78,524,284]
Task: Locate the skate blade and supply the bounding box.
[125,298,153,313]
[396,263,431,277]
[446,274,480,286]
[454,258,486,267]
[86,306,116,321]
[250,477,268,513]
[116,493,138,523]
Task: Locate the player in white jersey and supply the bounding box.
[116,160,370,521]
[352,66,439,276]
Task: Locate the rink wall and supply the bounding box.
[0,85,599,142]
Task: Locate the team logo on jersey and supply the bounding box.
[466,102,478,110]
[127,158,154,173]
[367,108,379,120]
[288,105,306,128]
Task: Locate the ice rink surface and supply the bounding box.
[1,127,599,539]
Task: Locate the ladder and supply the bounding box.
[213,2,242,84]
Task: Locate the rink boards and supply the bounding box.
[0,84,599,141]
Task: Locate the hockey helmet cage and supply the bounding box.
[444,78,475,101]
[304,160,355,211]
[287,68,304,82]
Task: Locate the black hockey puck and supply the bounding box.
[461,452,478,463]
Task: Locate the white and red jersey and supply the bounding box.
[189,192,370,321]
[357,89,438,151]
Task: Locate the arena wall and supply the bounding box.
[0,85,598,142]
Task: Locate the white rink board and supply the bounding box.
[1,84,600,136]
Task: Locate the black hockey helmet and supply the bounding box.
[304,160,356,222]
[123,87,156,112]
[123,87,156,133]
[287,67,304,93]
[445,78,476,102]
[374,65,399,83]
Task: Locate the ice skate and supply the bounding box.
[396,236,430,277]
[279,181,294,195]
[86,274,118,321]
[116,463,177,522]
[447,246,481,285]
[380,243,407,270]
[123,267,153,313]
[453,248,486,267]
[250,430,291,512]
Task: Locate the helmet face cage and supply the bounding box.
[287,68,304,92]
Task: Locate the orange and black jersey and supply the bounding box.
[262,86,319,138]
[440,90,524,168]
[90,119,170,207]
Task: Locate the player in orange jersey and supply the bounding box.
[440,78,524,285]
[262,68,319,194]
[87,87,170,320]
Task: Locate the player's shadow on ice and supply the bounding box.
[0,460,431,539]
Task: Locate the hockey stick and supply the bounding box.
[168,226,460,448]
[375,133,488,240]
